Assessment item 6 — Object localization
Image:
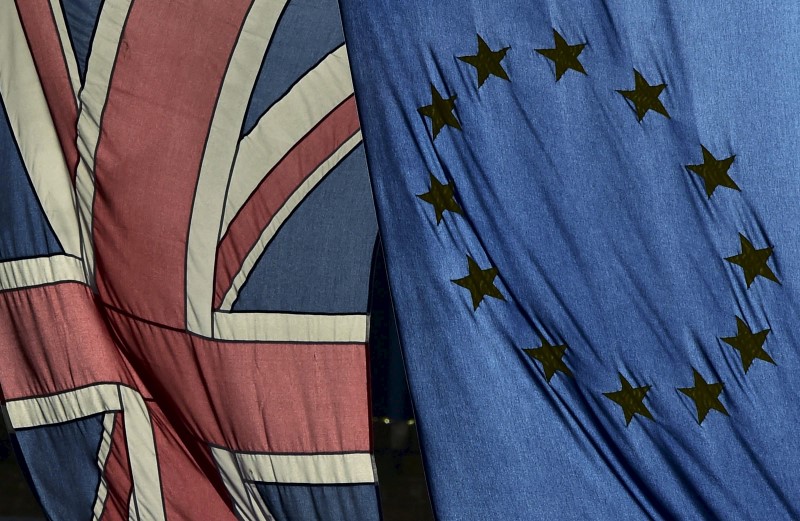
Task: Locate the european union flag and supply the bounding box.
[340,1,800,519]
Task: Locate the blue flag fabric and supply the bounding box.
[340,1,800,519]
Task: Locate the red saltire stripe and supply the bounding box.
[213,95,360,308]
[92,0,252,329]
[99,412,134,521]
[14,0,80,180]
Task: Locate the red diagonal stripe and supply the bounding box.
[213,95,360,309]
[99,412,133,521]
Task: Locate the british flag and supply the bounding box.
[0,1,380,519]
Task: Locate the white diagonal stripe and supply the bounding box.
[211,447,272,521]
[74,0,133,285]
[48,0,82,100]
[0,3,81,257]
[217,131,362,311]
[186,0,288,336]
[119,386,165,521]
[221,44,353,233]
[92,412,116,521]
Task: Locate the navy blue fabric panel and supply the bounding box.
[0,97,63,261]
[13,414,105,521]
[255,483,381,521]
[61,0,104,84]
[241,0,345,135]
[340,1,800,520]
[233,144,377,313]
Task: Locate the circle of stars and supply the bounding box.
[411,26,783,430]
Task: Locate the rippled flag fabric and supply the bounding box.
[0,1,380,520]
[340,1,800,519]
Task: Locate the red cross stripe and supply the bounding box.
[0,1,377,519]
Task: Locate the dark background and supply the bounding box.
[0,416,434,520]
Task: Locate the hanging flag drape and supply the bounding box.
[339,1,800,519]
[0,1,381,519]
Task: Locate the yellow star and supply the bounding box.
[678,370,728,424]
[451,255,504,310]
[417,173,462,224]
[725,234,779,288]
[617,69,670,121]
[603,373,653,426]
[418,83,460,139]
[721,316,774,373]
[523,336,572,382]
[458,34,510,88]
[535,29,586,81]
[686,146,738,198]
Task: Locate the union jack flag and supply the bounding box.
[0,1,380,519]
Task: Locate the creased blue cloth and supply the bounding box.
[340,1,800,519]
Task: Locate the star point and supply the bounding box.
[686,145,738,197]
[617,69,669,121]
[417,174,462,224]
[418,83,460,139]
[523,336,572,382]
[678,370,728,424]
[725,234,779,287]
[535,29,586,81]
[603,373,653,425]
[721,316,774,372]
[458,34,510,87]
[451,255,504,310]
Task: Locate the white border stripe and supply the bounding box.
[0,255,85,290]
[92,412,116,521]
[221,44,353,233]
[119,386,165,521]
[186,0,288,337]
[0,3,81,257]
[4,384,121,429]
[129,492,138,521]
[211,447,272,521]
[48,0,82,101]
[74,0,133,284]
[237,452,377,485]
[3,385,166,521]
[243,482,273,521]
[210,449,377,521]
[213,311,368,343]
[218,131,363,311]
